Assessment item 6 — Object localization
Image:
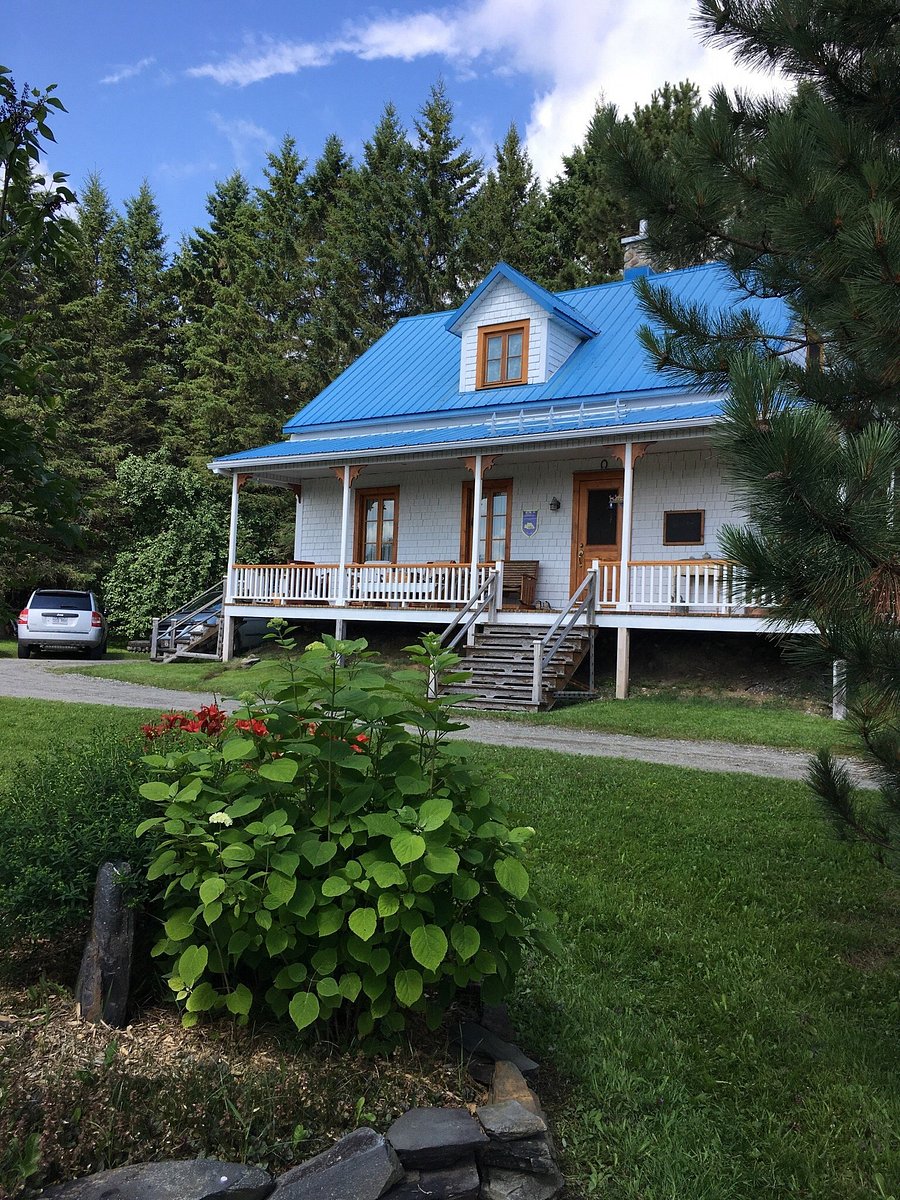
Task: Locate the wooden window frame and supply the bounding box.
[475,320,530,389]
[459,478,513,563]
[663,509,705,546]
[354,486,400,563]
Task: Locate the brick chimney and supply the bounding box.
[621,219,652,278]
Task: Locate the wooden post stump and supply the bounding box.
[74,861,134,1028]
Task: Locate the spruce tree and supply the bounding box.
[464,123,548,285]
[409,81,482,310]
[601,2,900,868]
[545,81,702,288]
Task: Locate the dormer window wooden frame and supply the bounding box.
[476,320,529,389]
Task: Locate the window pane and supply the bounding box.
[485,335,502,362]
[382,499,394,519]
[484,358,501,383]
[586,488,619,545]
[506,331,522,357]
[491,534,505,561]
[364,540,377,561]
[505,354,522,380]
[492,492,507,518]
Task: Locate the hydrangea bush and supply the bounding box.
[138,631,557,1042]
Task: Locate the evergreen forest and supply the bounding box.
[0,79,702,636]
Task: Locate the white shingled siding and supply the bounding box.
[545,323,582,378]
[291,447,744,609]
[630,447,741,562]
[458,277,546,391]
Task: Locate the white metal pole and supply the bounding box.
[226,472,240,602]
[469,453,484,599]
[337,465,352,606]
[832,659,848,720]
[618,439,634,609]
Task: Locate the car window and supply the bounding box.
[30,592,93,611]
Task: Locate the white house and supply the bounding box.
[206,240,806,709]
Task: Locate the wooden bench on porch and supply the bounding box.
[502,560,539,607]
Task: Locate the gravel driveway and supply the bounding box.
[0,655,871,787]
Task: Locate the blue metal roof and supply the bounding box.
[444,262,597,338]
[213,395,725,465]
[280,262,789,436]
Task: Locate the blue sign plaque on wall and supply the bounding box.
[522,510,538,537]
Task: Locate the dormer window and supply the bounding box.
[477,320,529,388]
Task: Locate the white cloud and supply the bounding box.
[187,1,787,178]
[100,56,156,86]
[210,113,275,169]
[155,159,220,181]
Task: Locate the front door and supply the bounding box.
[571,471,623,597]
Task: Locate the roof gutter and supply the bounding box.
[208,413,719,474]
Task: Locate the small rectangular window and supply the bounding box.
[663,510,704,545]
[476,321,529,389]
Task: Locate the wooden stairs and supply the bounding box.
[447,623,595,711]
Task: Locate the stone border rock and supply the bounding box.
[39,1014,563,1200]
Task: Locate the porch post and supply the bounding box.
[832,659,848,720]
[337,464,352,606]
[469,453,484,599]
[615,626,631,700]
[618,438,634,609]
[226,471,240,603]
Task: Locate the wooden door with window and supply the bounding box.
[571,471,623,598]
[460,479,512,563]
[354,487,399,563]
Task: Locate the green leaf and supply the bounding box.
[272,851,300,874]
[266,926,290,956]
[317,906,344,937]
[508,826,535,844]
[199,877,226,906]
[418,797,453,830]
[322,876,351,897]
[479,894,507,923]
[316,976,340,998]
[312,947,338,974]
[391,831,426,865]
[424,847,459,874]
[164,909,195,941]
[185,981,219,1012]
[394,968,424,1007]
[450,923,480,961]
[220,842,255,867]
[452,874,480,901]
[370,947,391,975]
[259,757,299,783]
[225,796,263,818]
[266,872,297,906]
[377,893,400,917]
[289,991,320,1031]
[495,857,530,900]
[410,924,448,972]
[139,781,171,802]
[177,944,208,988]
[226,984,253,1016]
[396,775,430,796]
[371,862,406,888]
[339,972,362,1002]
[362,813,402,837]
[223,736,257,762]
[135,817,162,837]
[349,907,377,941]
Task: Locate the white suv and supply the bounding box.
[17,589,108,659]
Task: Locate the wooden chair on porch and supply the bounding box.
[502,560,539,608]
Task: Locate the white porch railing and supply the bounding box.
[228,559,772,614]
[229,562,490,607]
[627,559,769,611]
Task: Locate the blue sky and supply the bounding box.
[7,1,779,246]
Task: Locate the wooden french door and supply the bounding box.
[570,471,624,597]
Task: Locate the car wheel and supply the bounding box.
[89,641,107,660]
[17,643,32,659]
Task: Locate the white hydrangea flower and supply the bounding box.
[209,811,233,827]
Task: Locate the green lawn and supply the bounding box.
[55,651,284,696]
[489,692,848,754]
[0,699,895,1197]
[471,743,899,1199]
[0,696,157,790]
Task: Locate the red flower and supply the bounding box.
[307,722,318,736]
[235,718,268,736]
[196,704,228,735]
[354,733,369,744]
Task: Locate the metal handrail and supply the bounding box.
[440,569,499,652]
[158,580,226,628]
[531,567,599,706]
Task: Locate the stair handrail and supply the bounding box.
[151,579,226,659]
[531,564,599,706]
[440,566,500,653]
